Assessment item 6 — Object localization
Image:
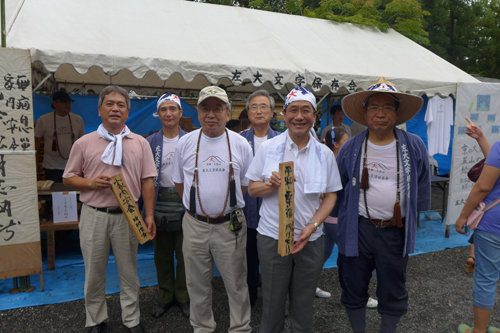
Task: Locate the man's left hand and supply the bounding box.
[144,215,156,240]
[292,224,316,254]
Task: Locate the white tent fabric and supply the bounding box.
[5,0,479,96]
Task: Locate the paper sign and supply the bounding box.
[52,192,78,223]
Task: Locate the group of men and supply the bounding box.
[59,76,430,333]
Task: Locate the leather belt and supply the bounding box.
[360,215,405,228]
[88,204,123,214]
[187,210,231,224]
[159,187,178,195]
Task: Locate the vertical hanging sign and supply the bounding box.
[0,48,43,289]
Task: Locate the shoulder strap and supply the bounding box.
[484,197,500,212]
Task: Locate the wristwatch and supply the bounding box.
[308,221,319,230]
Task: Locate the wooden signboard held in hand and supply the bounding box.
[110,174,152,244]
[278,161,294,256]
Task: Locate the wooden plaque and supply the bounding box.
[278,161,294,256]
[110,174,152,244]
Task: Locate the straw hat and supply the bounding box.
[341,77,423,126]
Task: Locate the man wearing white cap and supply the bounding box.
[144,93,189,319]
[172,86,253,333]
[246,87,342,332]
[336,77,431,333]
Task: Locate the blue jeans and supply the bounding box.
[473,229,500,310]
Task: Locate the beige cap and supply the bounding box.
[198,86,229,105]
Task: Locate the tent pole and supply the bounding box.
[32,73,53,93]
[1,0,6,47]
[316,91,330,106]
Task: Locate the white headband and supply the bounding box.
[157,93,182,110]
[284,87,316,111]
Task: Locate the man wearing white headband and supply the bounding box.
[246,86,342,332]
[144,93,190,319]
[336,77,430,333]
[63,85,157,333]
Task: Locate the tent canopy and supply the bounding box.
[6,0,478,97]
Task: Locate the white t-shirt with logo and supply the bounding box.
[254,135,267,153]
[358,139,407,220]
[159,135,179,187]
[34,111,85,170]
[172,129,253,216]
[425,95,454,156]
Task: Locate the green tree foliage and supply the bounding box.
[307,0,430,45]
[472,0,500,78]
[421,0,500,79]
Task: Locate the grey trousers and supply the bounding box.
[80,204,140,328]
[182,212,252,333]
[257,233,324,333]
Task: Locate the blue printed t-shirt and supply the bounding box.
[479,140,500,236]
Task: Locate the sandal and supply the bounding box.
[466,256,475,273]
[458,324,472,333]
[488,327,500,333]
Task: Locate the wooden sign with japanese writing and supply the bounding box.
[110,174,151,244]
[278,161,294,257]
[0,48,44,291]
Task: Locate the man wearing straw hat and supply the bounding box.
[336,77,431,333]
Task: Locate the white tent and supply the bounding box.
[5,0,479,98]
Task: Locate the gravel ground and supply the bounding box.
[2,184,496,333]
[2,246,497,333]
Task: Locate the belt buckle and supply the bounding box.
[378,220,391,228]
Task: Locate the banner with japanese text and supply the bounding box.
[448,82,500,225]
[0,48,42,280]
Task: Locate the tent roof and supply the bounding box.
[6,0,479,97]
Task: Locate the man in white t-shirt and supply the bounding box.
[173,86,253,333]
[240,89,280,307]
[35,90,85,182]
[320,104,351,141]
[246,87,342,332]
[144,93,189,319]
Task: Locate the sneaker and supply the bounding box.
[315,288,331,298]
[366,297,378,308]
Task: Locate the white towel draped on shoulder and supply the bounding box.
[97,124,131,166]
[262,130,328,194]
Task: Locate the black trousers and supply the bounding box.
[338,217,409,317]
[44,168,64,182]
[246,227,260,306]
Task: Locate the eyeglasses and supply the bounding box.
[249,104,270,112]
[199,106,226,115]
[366,105,396,113]
[286,108,314,116]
